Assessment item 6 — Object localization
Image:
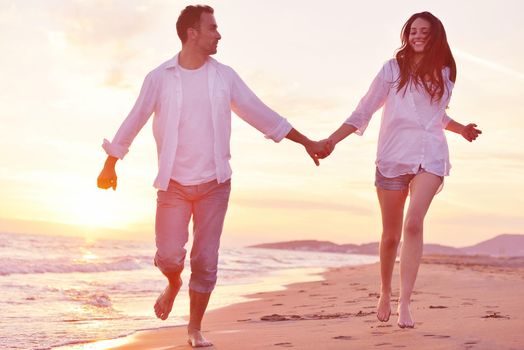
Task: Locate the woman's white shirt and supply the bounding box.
[345,59,454,178]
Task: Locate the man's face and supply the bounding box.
[194,12,221,55]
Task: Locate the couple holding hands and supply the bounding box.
[97,5,481,347]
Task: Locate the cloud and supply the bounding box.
[454,48,524,81]
[53,1,155,47]
[49,1,168,88]
[241,70,350,120]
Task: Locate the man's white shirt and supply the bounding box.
[103,54,292,190]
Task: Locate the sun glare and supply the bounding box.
[47,187,142,231]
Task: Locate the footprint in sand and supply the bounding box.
[482,311,510,319]
[274,342,293,347]
[333,335,353,340]
[355,310,375,317]
[372,331,387,336]
[464,341,479,345]
[424,334,451,339]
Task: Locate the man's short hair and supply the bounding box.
[176,5,214,43]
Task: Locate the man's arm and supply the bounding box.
[228,68,329,165]
[229,68,293,142]
[98,71,158,190]
[97,156,118,190]
[285,128,331,166]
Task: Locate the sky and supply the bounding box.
[0,0,523,248]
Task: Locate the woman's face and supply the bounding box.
[409,17,431,54]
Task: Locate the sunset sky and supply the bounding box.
[1,0,523,247]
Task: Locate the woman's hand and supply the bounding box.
[461,123,482,142]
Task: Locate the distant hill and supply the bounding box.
[460,234,524,256]
[249,234,524,257]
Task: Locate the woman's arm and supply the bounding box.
[329,124,358,145]
[445,119,482,142]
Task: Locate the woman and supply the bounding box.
[324,12,481,328]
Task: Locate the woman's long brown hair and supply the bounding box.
[395,12,456,102]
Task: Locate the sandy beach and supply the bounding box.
[63,254,524,350]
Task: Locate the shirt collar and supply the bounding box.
[165,53,218,70]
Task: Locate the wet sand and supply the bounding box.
[63,254,524,350]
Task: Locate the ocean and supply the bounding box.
[0,232,378,350]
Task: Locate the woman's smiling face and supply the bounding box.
[409,17,431,54]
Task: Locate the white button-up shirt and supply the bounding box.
[345,59,454,177]
[103,54,293,190]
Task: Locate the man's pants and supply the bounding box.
[154,179,231,293]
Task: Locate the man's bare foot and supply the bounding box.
[154,278,182,320]
[376,292,392,322]
[397,301,415,328]
[187,328,213,348]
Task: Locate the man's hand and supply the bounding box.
[97,156,118,190]
[318,138,335,158]
[284,128,334,166]
[304,139,334,166]
[461,123,482,142]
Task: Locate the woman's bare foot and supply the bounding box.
[154,278,182,320]
[376,292,392,322]
[188,328,213,348]
[397,301,415,328]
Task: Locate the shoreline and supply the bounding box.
[50,266,337,350]
[54,255,524,350]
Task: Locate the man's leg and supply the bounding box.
[187,180,231,347]
[154,181,192,320]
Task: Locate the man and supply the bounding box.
[97,5,328,347]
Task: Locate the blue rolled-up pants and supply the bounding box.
[154,179,231,293]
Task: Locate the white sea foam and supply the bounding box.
[0,232,378,350]
[0,256,152,276]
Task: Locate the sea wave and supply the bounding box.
[0,256,151,276]
[64,289,113,308]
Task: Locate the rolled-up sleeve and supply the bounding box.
[442,112,453,128]
[229,68,292,142]
[344,62,390,136]
[102,71,158,159]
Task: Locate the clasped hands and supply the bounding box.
[304,137,335,166]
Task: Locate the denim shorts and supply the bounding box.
[374,168,419,191]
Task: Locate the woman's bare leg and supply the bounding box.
[376,188,409,321]
[398,172,442,328]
